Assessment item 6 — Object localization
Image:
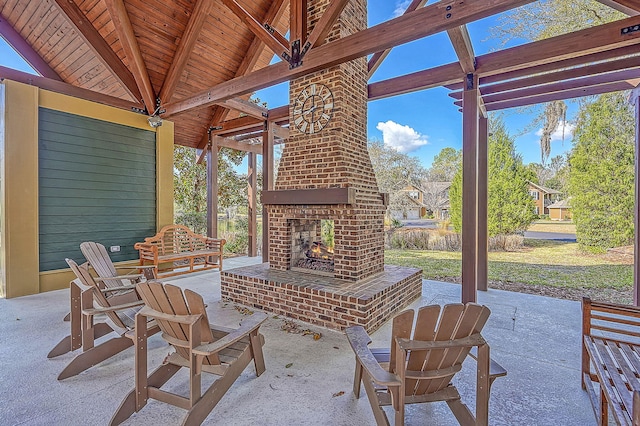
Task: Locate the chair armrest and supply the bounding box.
[345,326,402,387]
[99,284,137,293]
[114,265,157,271]
[82,300,144,316]
[137,306,202,326]
[95,274,144,282]
[469,347,507,379]
[193,312,268,356]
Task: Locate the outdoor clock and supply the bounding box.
[292,83,334,134]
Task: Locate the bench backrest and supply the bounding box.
[583,297,640,346]
[143,224,208,255]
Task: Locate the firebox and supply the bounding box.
[290,219,334,276]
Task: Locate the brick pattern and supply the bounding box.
[269,0,385,282]
[221,264,423,333]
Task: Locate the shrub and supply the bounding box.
[175,211,206,235]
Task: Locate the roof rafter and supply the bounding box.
[104,0,156,113]
[221,0,289,62]
[302,0,350,57]
[367,0,428,79]
[217,98,268,119]
[289,0,307,66]
[159,0,215,104]
[52,0,141,102]
[0,17,62,80]
[164,0,534,117]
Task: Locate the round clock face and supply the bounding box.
[292,83,334,134]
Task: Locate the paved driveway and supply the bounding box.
[524,231,577,242]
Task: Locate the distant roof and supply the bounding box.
[548,199,571,209]
[420,182,452,192]
[528,181,561,195]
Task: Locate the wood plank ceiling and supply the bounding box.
[0,0,639,149]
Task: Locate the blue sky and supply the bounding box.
[0,0,577,169]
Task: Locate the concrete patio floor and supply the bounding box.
[0,256,594,425]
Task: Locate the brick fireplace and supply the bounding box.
[220,0,422,332]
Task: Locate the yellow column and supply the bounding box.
[0,80,40,298]
[155,120,174,229]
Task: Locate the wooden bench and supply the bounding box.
[134,224,226,278]
[582,297,640,426]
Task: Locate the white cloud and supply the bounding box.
[535,121,576,142]
[376,120,429,153]
[392,0,412,18]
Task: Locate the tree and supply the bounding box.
[450,118,536,236]
[569,93,635,251]
[427,147,461,182]
[368,140,427,217]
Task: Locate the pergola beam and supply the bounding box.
[104,0,156,113]
[163,0,534,117]
[159,0,214,104]
[52,0,141,102]
[215,138,263,154]
[598,0,640,15]
[0,17,62,80]
[447,25,476,74]
[221,0,289,61]
[303,0,350,55]
[367,0,428,79]
[449,55,640,99]
[290,0,308,65]
[216,98,268,119]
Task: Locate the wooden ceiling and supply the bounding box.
[1,0,640,150]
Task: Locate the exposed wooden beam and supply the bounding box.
[268,105,290,120]
[449,55,640,99]
[482,81,636,111]
[159,0,214,104]
[221,0,289,61]
[217,98,268,119]
[0,17,61,80]
[52,0,141,102]
[104,0,156,113]
[370,16,640,101]
[368,63,464,101]
[598,0,640,15]
[367,0,428,79]
[271,124,289,139]
[0,65,141,111]
[248,151,258,257]
[447,25,476,74]
[207,137,219,238]
[164,0,533,116]
[473,68,640,105]
[196,146,208,165]
[303,0,349,57]
[634,86,640,305]
[477,115,488,292]
[446,45,640,91]
[262,120,274,263]
[211,115,263,135]
[215,137,263,154]
[290,0,308,65]
[195,0,288,150]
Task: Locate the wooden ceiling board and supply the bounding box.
[21,3,57,43]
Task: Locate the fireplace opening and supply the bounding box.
[290,219,334,276]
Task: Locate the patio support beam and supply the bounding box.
[104,0,156,114]
[159,0,214,104]
[477,115,488,292]
[462,73,479,303]
[262,121,274,263]
[367,0,428,79]
[221,0,289,61]
[215,137,262,154]
[163,0,535,116]
[52,0,142,103]
[290,0,307,66]
[447,25,476,74]
[217,98,268,120]
[207,136,219,239]
[597,0,640,15]
[248,152,258,257]
[0,17,62,81]
[634,87,640,305]
[304,0,350,54]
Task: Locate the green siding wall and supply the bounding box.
[38,108,156,271]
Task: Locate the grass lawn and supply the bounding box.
[385,239,633,302]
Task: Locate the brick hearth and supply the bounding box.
[221,264,422,333]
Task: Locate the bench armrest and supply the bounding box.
[345,326,402,387]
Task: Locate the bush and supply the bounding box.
[385,229,524,252]
[175,211,206,235]
[221,216,249,255]
[488,234,524,251]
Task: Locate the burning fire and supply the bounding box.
[306,241,334,261]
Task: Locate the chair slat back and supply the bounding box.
[137,282,216,362]
[392,303,491,397]
[65,258,130,330]
[80,242,125,288]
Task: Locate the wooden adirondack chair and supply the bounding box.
[346,303,504,426]
[80,241,157,288]
[48,258,159,380]
[111,282,267,426]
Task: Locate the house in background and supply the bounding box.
[391,182,451,220]
[547,198,572,221]
[528,181,562,216]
